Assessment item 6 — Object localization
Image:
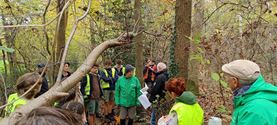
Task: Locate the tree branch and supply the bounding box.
[55,0,92,85]
[0,13,60,28]
[0,32,136,125]
[0,0,71,29]
[42,0,52,55]
[202,3,227,25]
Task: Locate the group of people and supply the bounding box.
[4,59,277,125]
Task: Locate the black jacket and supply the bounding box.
[114,66,124,76]
[35,73,48,98]
[148,70,169,102]
[61,71,71,80]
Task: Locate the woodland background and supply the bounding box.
[0,0,277,124]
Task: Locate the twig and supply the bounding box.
[0,0,71,29]
[143,31,166,37]
[55,0,92,85]
[0,13,60,28]
[202,3,227,25]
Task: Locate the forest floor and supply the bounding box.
[94,81,233,125]
[198,82,233,124]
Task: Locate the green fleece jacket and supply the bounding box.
[231,75,277,125]
[115,76,141,107]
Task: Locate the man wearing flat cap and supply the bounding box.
[222,60,277,125]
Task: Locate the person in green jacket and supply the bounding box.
[222,60,277,125]
[161,77,203,125]
[115,64,141,125]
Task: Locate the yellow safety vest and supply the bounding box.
[85,74,91,96]
[5,93,27,116]
[100,68,116,89]
[170,102,204,125]
[122,67,126,75]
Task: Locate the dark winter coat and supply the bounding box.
[35,73,48,97]
[148,70,169,102]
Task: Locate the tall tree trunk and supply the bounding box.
[188,0,204,94]
[2,17,18,80]
[174,0,192,79]
[134,0,144,86]
[52,0,68,83]
[0,40,8,81]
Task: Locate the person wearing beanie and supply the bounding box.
[115,64,141,125]
[222,60,277,125]
[124,64,134,74]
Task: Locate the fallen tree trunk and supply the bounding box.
[0,33,136,125]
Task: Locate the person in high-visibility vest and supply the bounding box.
[80,64,103,125]
[114,59,125,77]
[159,77,204,125]
[5,72,43,116]
[114,59,137,77]
[100,60,118,121]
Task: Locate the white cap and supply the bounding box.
[222,60,260,83]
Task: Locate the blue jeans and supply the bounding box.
[150,108,156,125]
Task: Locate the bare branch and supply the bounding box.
[0,32,136,125]
[202,3,227,25]
[0,13,60,28]
[42,0,52,55]
[55,0,92,85]
[0,0,72,29]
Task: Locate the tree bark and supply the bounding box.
[0,40,8,82]
[134,0,144,86]
[188,0,204,94]
[175,0,192,79]
[52,0,68,83]
[0,33,136,125]
[2,17,18,80]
